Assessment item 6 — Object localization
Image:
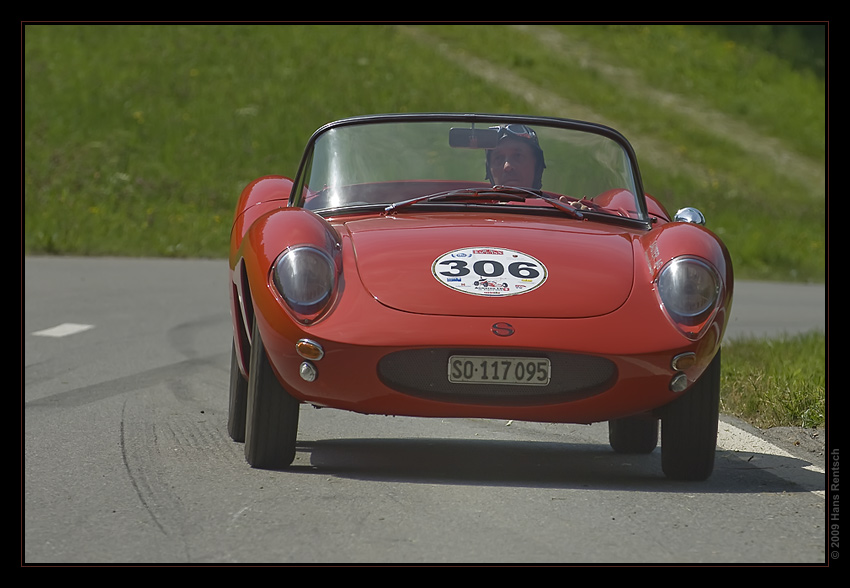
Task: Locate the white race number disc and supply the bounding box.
[432,247,548,297]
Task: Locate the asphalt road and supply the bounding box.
[23,256,827,564]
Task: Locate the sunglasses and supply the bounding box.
[491,124,539,142]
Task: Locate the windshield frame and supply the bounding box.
[289,113,650,226]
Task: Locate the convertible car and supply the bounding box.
[228,113,733,480]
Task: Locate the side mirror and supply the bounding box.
[449,127,500,149]
[673,207,706,226]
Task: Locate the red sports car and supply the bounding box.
[228,114,733,480]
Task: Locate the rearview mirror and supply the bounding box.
[449,127,499,149]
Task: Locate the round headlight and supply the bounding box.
[657,257,720,326]
[272,246,336,320]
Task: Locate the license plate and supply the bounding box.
[448,355,551,386]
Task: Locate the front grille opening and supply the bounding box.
[378,348,617,406]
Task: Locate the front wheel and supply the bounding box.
[227,341,248,442]
[244,320,300,469]
[660,350,721,481]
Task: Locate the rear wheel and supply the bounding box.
[660,350,721,481]
[244,320,300,469]
[608,416,658,454]
[227,341,248,442]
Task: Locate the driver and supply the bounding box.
[485,124,546,189]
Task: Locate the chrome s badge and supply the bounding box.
[432,247,548,297]
[491,322,515,337]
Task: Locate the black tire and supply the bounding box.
[609,416,658,454]
[227,341,248,442]
[660,349,721,481]
[244,320,300,469]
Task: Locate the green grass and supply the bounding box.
[722,332,825,429]
[23,24,527,257]
[418,24,826,282]
[23,24,827,428]
[24,24,825,280]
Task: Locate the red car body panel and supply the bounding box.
[229,174,732,425]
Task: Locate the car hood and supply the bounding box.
[341,214,636,318]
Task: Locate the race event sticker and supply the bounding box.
[432,247,548,297]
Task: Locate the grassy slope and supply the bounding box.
[23,23,825,281]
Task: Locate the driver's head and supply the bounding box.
[485,124,546,189]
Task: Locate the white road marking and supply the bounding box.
[717,421,825,496]
[33,323,95,338]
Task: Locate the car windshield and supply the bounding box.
[291,115,647,223]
